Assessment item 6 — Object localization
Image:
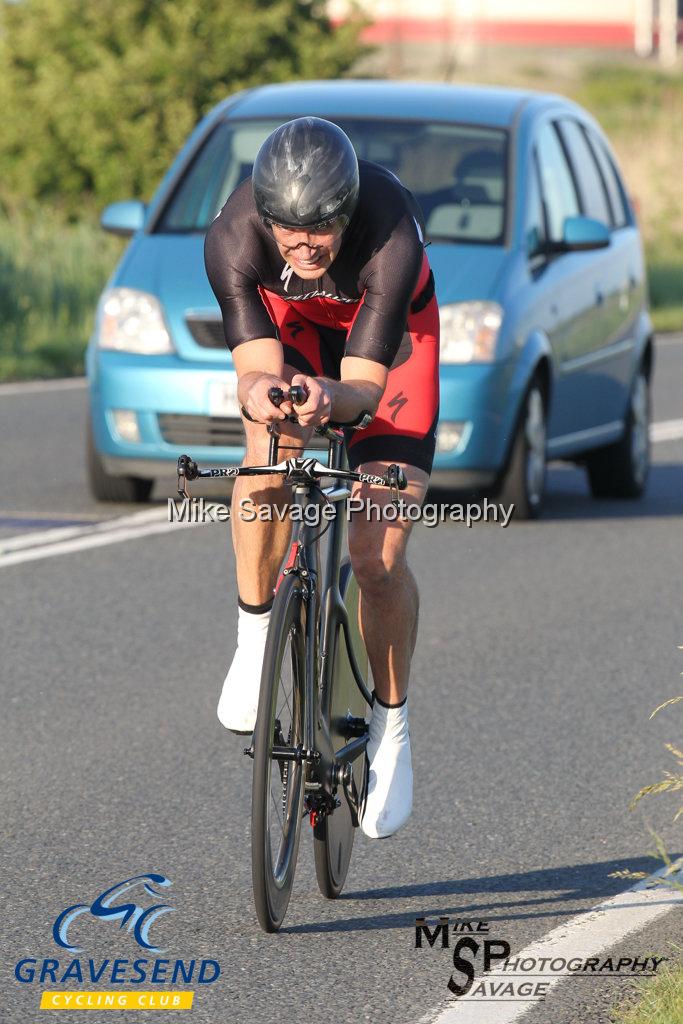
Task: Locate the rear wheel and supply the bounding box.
[585,369,650,499]
[314,560,368,899]
[497,381,547,520]
[87,416,153,503]
[251,575,306,932]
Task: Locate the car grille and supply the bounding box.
[158,414,244,447]
[157,413,328,450]
[186,317,224,349]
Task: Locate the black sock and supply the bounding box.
[373,691,407,710]
[238,596,274,614]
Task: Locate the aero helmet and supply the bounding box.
[252,117,359,230]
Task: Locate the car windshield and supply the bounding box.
[156,117,508,245]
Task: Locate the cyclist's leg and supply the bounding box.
[346,292,439,703]
[218,296,327,732]
[346,462,427,836]
[345,295,439,834]
[231,402,312,606]
[347,463,429,705]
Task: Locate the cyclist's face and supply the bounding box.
[271,219,345,279]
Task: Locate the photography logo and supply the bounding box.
[414,916,668,1004]
[15,871,220,1012]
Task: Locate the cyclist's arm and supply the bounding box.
[345,210,424,368]
[289,357,385,427]
[204,186,279,350]
[205,195,293,421]
[232,338,296,422]
[326,357,387,421]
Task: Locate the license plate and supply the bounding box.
[208,376,239,417]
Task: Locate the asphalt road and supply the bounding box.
[1,337,683,1024]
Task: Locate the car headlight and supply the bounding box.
[97,288,174,354]
[439,301,503,364]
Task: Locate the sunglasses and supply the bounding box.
[268,215,349,235]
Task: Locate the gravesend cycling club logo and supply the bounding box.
[14,872,220,1012]
[53,873,174,954]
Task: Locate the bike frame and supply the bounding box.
[176,419,399,822]
[270,426,372,824]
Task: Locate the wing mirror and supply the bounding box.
[100,200,146,237]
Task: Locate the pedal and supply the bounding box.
[243,745,254,759]
[344,715,368,737]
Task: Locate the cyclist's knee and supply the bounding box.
[349,528,409,594]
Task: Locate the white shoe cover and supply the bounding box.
[360,697,413,838]
[217,607,271,733]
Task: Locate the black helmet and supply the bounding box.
[252,117,359,230]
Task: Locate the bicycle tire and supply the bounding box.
[251,574,307,932]
[314,559,369,898]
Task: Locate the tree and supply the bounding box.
[0,0,366,214]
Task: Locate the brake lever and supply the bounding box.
[177,454,198,498]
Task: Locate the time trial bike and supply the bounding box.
[177,386,407,931]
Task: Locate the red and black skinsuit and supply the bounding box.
[204,160,440,473]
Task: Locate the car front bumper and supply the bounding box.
[89,351,519,484]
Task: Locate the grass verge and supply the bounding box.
[0,208,122,381]
[611,961,683,1024]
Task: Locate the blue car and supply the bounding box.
[87,80,653,517]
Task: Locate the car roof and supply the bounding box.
[222,80,540,129]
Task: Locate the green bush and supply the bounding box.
[0,0,366,215]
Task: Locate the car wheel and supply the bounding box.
[87,416,154,503]
[585,368,650,500]
[497,382,547,521]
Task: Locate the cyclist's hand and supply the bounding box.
[290,374,332,427]
[239,374,293,423]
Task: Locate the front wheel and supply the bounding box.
[585,369,650,499]
[313,560,369,899]
[251,575,307,932]
[497,382,547,520]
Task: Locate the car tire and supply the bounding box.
[497,381,547,521]
[87,416,154,503]
[585,368,650,500]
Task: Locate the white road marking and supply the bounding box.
[421,860,683,1024]
[0,508,200,568]
[0,377,86,396]
[650,418,683,443]
[0,508,165,553]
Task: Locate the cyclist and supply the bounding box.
[204,117,439,839]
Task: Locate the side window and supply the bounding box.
[525,153,546,257]
[535,121,580,244]
[584,129,630,229]
[557,119,611,227]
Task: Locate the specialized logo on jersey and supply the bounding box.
[286,320,304,338]
[387,391,408,423]
[280,263,295,291]
[279,262,354,302]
